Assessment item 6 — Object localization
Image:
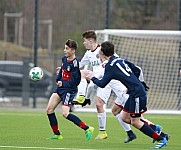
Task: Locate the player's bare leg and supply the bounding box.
[46,93,63,140]
[62,105,94,141]
[112,105,136,143]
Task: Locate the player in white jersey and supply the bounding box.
[86,42,169,149]
[73,30,112,140]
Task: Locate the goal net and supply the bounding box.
[75,29,181,114]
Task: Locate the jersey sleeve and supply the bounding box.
[125,60,144,81]
[135,65,144,82]
[79,51,90,68]
[56,57,64,82]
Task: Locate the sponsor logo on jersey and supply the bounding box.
[91,60,100,66]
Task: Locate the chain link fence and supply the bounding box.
[0,0,181,108]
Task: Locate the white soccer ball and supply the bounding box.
[29,67,44,81]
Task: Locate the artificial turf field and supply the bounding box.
[0,109,180,150]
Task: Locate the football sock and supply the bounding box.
[98,112,106,131]
[127,130,135,137]
[140,118,156,130]
[47,113,60,135]
[116,113,131,131]
[140,118,168,137]
[77,78,87,97]
[66,113,89,130]
[139,124,163,141]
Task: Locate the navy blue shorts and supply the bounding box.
[54,88,77,106]
[123,94,147,114]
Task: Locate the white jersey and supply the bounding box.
[96,58,127,95]
[79,45,102,75]
[95,58,128,106]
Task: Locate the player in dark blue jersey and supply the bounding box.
[86,41,168,149]
[46,39,94,141]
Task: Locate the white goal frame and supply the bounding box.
[74,29,181,114]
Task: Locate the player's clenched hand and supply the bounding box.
[85,70,94,80]
[56,81,62,87]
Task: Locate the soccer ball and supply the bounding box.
[29,67,44,81]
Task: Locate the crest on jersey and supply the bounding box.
[96,54,99,59]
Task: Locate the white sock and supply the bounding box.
[77,78,87,97]
[116,113,131,131]
[98,112,106,131]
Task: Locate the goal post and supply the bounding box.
[74,29,181,114]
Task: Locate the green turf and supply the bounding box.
[0,109,180,150]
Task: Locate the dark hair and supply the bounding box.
[101,41,114,57]
[65,39,78,50]
[82,30,97,41]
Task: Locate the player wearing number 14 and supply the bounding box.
[86,41,169,149]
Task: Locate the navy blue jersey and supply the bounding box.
[91,55,146,98]
[56,56,81,92]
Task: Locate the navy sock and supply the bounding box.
[47,113,60,135]
[139,124,163,141]
[66,113,89,130]
[127,130,134,137]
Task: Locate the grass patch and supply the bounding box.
[0,110,180,150]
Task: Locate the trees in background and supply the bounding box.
[0,0,179,57]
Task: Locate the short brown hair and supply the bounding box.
[65,39,78,50]
[101,41,114,57]
[82,30,97,41]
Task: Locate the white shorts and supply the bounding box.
[114,93,129,108]
[86,80,111,104]
[108,79,129,107]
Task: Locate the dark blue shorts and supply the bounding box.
[54,88,77,106]
[123,94,147,114]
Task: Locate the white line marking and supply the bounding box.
[0,146,96,150]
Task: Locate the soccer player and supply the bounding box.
[97,48,170,143]
[73,30,112,140]
[46,39,94,141]
[89,51,170,143]
[86,41,168,149]
[89,56,137,143]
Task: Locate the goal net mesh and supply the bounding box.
[75,29,181,113]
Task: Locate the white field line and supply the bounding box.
[0,113,44,116]
[0,145,97,150]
